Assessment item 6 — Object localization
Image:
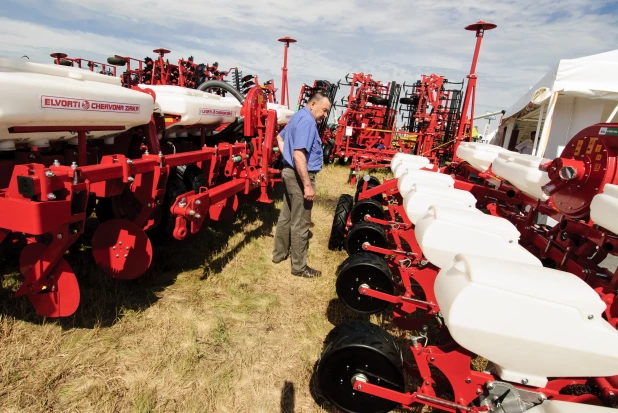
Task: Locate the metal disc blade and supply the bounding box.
[92,219,153,280]
[28,258,80,318]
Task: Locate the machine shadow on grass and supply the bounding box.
[280,380,295,413]
[0,184,285,329]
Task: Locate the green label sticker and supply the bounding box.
[599,127,618,136]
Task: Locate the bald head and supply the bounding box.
[306,92,331,122]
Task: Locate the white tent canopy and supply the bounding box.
[499,49,618,158]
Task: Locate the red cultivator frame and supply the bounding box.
[0,40,293,318]
[398,74,464,165]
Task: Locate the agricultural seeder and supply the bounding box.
[317,122,618,412]
[0,40,296,318]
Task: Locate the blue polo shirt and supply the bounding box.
[280,106,323,172]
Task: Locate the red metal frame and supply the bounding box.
[50,52,117,76]
[278,36,296,109]
[451,20,496,162]
[351,338,616,411]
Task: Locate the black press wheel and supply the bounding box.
[345,222,388,256]
[316,320,405,413]
[328,194,354,251]
[355,175,383,203]
[180,164,208,194]
[323,142,334,165]
[147,171,188,245]
[368,96,389,106]
[399,97,419,106]
[336,253,395,314]
[106,57,127,66]
[350,198,385,225]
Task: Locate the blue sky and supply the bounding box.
[2,0,618,121]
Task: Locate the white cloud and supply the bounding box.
[2,0,618,117]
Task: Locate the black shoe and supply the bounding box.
[292,266,321,278]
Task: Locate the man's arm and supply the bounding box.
[293,149,315,201]
[276,134,284,155]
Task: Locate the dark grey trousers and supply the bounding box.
[273,167,316,274]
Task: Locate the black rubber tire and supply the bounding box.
[328,194,354,251]
[59,59,72,66]
[323,143,333,165]
[368,96,389,106]
[355,175,383,203]
[350,198,385,225]
[181,164,208,194]
[148,171,188,245]
[345,221,388,256]
[107,57,127,66]
[316,320,404,413]
[399,97,419,105]
[336,253,395,314]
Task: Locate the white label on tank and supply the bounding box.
[200,108,233,116]
[41,95,140,113]
[345,126,353,136]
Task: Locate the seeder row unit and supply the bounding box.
[317,122,618,412]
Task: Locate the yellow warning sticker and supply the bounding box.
[596,154,603,161]
[594,164,601,172]
[574,139,584,156]
[586,137,598,155]
[595,144,603,153]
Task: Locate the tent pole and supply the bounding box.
[606,103,618,122]
[535,92,559,157]
[533,101,546,155]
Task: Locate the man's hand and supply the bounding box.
[293,149,315,201]
[303,183,315,201]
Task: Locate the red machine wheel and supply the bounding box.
[29,258,80,318]
[19,243,80,317]
[92,219,153,280]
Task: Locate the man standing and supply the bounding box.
[515,131,535,155]
[272,92,331,278]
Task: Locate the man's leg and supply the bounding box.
[290,172,319,276]
[272,169,293,262]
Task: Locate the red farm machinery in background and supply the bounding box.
[0,38,297,318]
[296,20,496,184]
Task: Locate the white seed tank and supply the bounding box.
[267,102,295,125]
[414,206,541,268]
[491,152,551,201]
[0,58,155,150]
[435,254,618,388]
[456,141,514,172]
[590,184,618,235]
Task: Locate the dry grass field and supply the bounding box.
[0,164,414,413]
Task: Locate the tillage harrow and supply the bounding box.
[297,20,497,185]
[0,42,295,318]
[318,123,618,413]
